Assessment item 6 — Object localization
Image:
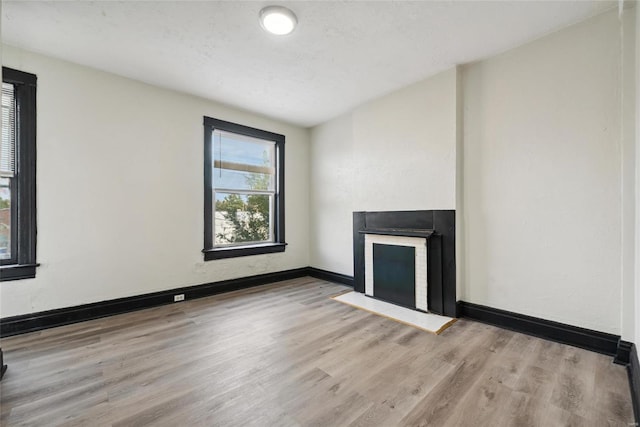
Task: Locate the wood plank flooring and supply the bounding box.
[0,277,634,426]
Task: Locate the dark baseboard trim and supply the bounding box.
[0,267,357,337]
[0,348,6,381]
[457,301,620,356]
[615,340,633,365]
[0,267,310,337]
[628,344,640,426]
[307,267,354,287]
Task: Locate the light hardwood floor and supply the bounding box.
[0,277,634,426]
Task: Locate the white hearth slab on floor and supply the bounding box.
[331,291,456,335]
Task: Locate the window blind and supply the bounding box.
[212,129,276,191]
[1,83,16,177]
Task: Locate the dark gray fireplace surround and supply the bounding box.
[353,210,457,317]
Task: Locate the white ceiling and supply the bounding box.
[2,1,616,128]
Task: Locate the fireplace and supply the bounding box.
[365,232,431,311]
[353,210,456,317]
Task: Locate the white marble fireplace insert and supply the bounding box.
[364,233,429,312]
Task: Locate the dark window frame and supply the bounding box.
[1,67,38,281]
[202,116,286,261]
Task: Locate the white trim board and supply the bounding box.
[331,291,456,335]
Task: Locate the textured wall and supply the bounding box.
[310,69,458,276]
[311,9,628,335]
[462,10,624,334]
[1,45,310,317]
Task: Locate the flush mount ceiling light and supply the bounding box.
[259,6,297,35]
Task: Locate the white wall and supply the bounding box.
[309,113,354,275]
[636,2,640,347]
[0,45,310,318]
[310,69,458,276]
[463,10,624,334]
[351,69,458,212]
[621,5,636,342]
[311,8,628,335]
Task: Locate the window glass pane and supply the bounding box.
[213,131,275,191]
[214,192,273,245]
[0,177,11,260]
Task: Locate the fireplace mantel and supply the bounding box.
[359,228,435,238]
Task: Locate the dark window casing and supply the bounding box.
[1,67,37,281]
[203,116,285,260]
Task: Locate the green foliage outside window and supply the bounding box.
[215,173,271,244]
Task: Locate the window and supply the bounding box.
[1,67,37,281]
[203,117,285,260]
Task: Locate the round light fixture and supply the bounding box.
[259,6,297,35]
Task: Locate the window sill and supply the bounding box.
[0,263,38,282]
[203,243,287,261]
